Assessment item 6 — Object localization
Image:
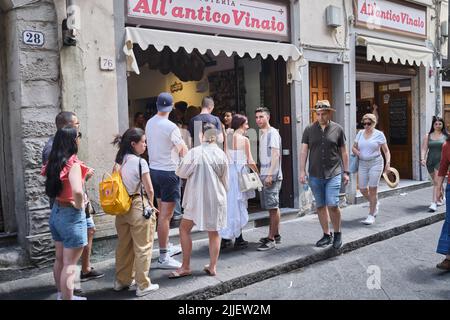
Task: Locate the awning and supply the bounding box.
[356,35,433,67]
[124,27,305,84]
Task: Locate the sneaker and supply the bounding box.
[80,268,105,282]
[113,279,136,292]
[437,199,445,206]
[429,202,437,212]
[57,292,87,300]
[168,243,182,257]
[332,232,343,250]
[362,215,376,225]
[156,256,182,269]
[136,283,159,297]
[257,239,276,251]
[234,239,249,249]
[259,235,282,244]
[316,233,333,247]
[436,259,450,271]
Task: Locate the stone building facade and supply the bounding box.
[0,0,448,265]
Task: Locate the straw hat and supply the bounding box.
[383,167,400,188]
[312,100,336,112]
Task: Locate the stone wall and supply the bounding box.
[2,0,61,266]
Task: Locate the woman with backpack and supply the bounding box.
[112,128,159,297]
[43,126,91,300]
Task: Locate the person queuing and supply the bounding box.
[112,128,160,297]
[421,116,448,212]
[43,126,91,300]
[146,93,188,269]
[255,107,283,251]
[300,100,349,250]
[173,123,229,278]
[352,113,391,225]
[220,114,258,250]
[42,112,104,298]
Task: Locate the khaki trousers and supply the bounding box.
[115,196,156,290]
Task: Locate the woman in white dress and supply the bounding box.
[220,114,259,249]
[171,123,229,278]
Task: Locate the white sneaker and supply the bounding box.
[437,198,445,206]
[56,292,87,300]
[156,256,182,269]
[429,202,437,212]
[168,243,182,257]
[113,279,136,292]
[362,215,375,225]
[136,283,159,297]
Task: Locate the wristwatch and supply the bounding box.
[343,171,350,175]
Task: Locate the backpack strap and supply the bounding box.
[139,158,145,214]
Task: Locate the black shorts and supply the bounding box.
[150,169,181,203]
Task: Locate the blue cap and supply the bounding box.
[157,92,174,113]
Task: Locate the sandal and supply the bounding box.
[203,265,217,276]
[168,269,192,279]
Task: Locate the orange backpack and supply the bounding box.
[99,169,131,216]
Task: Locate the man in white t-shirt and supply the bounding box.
[146,92,188,269]
[255,107,283,251]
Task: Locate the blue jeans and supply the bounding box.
[437,184,450,255]
[309,174,342,208]
[49,203,88,249]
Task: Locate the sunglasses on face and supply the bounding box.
[363,122,372,126]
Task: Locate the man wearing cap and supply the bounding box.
[146,93,188,269]
[299,100,349,250]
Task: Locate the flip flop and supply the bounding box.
[203,265,217,277]
[168,270,192,279]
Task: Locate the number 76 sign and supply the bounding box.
[22,31,45,47]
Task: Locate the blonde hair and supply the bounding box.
[362,113,377,126]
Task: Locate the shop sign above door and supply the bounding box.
[126,0,289,42]
[355,0,426,38]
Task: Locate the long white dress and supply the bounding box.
[176,143,229,231]
[219,149,255,240]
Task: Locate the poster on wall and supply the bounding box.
[126,0,289,41]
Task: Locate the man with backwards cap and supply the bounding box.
[146,93,188,269]
[299,100,350,250]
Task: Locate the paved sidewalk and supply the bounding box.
[0,186,445,300]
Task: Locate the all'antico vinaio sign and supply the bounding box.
[127,0,289,41]
[356,0,426,38]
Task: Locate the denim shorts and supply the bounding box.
[49,203,88,249]
[86,216,95,229]
[150,169,181,203]
[309,174,342,208]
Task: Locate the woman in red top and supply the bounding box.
[44,126,92,300]
[436,140,450,270]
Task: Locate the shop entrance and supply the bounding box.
[356,76,414,179]
[127,45,294,209]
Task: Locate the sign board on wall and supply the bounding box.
[126,0,289,42]
[355,0,427,38]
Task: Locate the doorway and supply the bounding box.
[356,77,413,179]
[127,46,295,209]
[309,63,332,123]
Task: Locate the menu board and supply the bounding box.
[389,97,408,145]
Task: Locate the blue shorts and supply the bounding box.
[49,203,88,249]
[86,216,95,229]
[309,174,342,208]
[150,169,181,203]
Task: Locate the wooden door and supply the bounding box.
[377,84,412,179]
[309,63,332,123]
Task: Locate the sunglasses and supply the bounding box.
[362,122,372,126]
[77,132,82,139]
